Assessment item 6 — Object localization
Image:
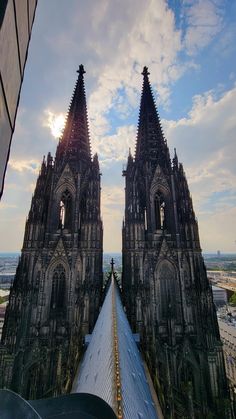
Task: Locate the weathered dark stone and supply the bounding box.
[0,66,103,399]
[122,67,230,418]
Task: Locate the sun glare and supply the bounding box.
[45,110,65,139]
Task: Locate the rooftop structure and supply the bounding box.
[73,268,161,418]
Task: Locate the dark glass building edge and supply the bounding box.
[0,0,8,28]
[0,389,117,419]
[0,0,38,199]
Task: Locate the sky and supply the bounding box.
[0,0,236,253]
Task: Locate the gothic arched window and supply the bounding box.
[83,295,89,322]
[59,189,72,230]
[136,296,142,322]
[154,193,166,230]
[50,264,66,311]
[156,262,180,321]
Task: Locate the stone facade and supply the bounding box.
[0,66,103,399]
[122,67,230,418]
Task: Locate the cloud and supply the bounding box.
[87,0,184,134]
[162,84,236,251]
[182,0,225,55]
[9,159,40,173]
[93,125,136,164]
[101,185,125,252]
[44,0,194,139]
[199,206,236,253]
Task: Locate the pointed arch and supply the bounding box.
[150,184,172,232]
[54,169,76,231]
[136,295,142,322]
[83,293,89,323]
[43,258,70,321]
[55,164,76,195]
[154,192,166,229]
[155,260,181,321]
[50,264,66,311]
[177,342,201,402]
[58,189,72,229]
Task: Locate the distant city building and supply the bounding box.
[212,285,228,306]
[217,250,221,258]
[0,66,103,398]
[122,67,231,418]
[208,270,236,293]
[0,0,37,198]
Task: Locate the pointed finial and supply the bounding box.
[174,148,178,161]
[128,147,133,163]
[142,66,150,77]
[173,148,178,169]
[93,153,99,168]
[111,258,115,272]
[77,64,86,75]
[40,156,46,174]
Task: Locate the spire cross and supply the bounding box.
[142,66,150,77]
[110,258,115,272]
[77,64,86,75]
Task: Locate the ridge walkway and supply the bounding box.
[72,273,161,418]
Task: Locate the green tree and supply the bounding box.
[0,294,8,304]
[229,292,236,306]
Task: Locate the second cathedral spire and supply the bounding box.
[136,66,170,170]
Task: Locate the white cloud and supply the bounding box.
[101,184,125,252]
[92,125,136,164]
[199,206,236,253]
[87,0,184,135]
[182,0,225,55]
[163,85,236,251]
[9,159,40,174]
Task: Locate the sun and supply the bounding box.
[45,110,65,139]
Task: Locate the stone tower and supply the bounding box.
[1,65,103,399]
[122,67,230,418]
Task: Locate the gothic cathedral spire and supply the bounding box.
[136,66,170,170]
[122,67,230,418]
[0,66,103,400]
[57,65,91,162]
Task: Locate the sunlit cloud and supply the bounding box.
[92,125,136,164]
[8,159,40,173]
[44,110,66,139]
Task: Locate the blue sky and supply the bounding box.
[0,0,236,252]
